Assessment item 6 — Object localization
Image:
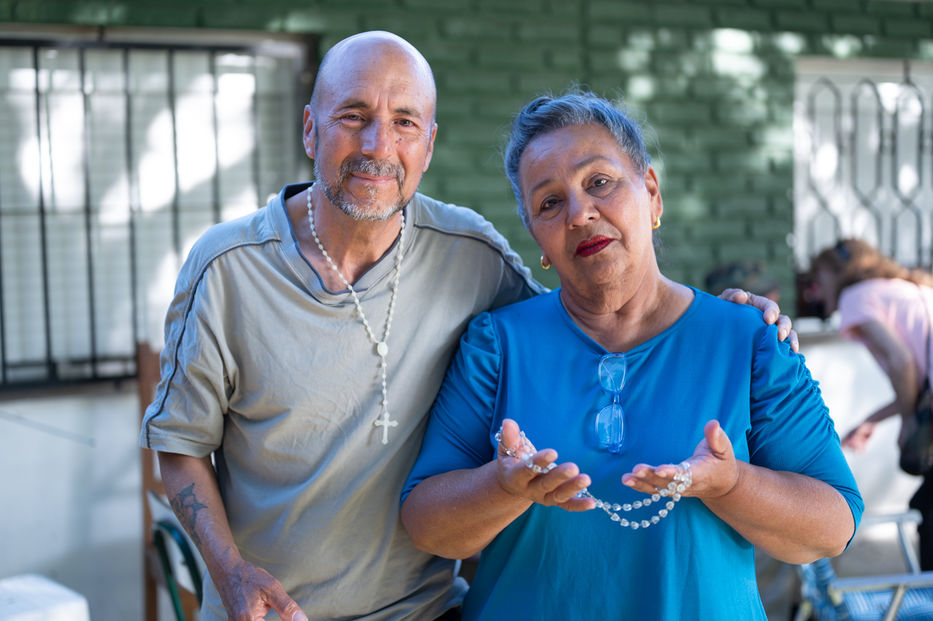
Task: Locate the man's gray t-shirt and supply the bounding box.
[140,183,542,620]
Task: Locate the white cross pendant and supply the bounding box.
[374,409,398,444]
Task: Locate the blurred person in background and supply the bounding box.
[704,259,781,303]
[810,238,933,569]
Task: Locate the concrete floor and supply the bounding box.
[0,331,924,621]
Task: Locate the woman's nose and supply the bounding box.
[567,192,599,227]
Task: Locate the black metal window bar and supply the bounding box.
[795,59,933,273]
[0,33,311,389]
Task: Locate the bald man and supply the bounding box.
[140,31,542,620]
[140,31,790,620]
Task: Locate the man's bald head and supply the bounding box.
[302,30,439,222]
[309,31,436,118]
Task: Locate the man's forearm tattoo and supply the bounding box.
[170,482,207,547]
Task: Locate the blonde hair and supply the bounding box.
[811,238,933,305]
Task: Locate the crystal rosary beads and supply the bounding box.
[494,427,693,530]
[307,188,403,444]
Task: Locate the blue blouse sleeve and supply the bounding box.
[748,324,864,532]
[401,312,501,503]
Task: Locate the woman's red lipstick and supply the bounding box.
[576,237,612,257]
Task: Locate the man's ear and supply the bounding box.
[422,122,438,172]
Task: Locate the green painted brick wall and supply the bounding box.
[4,0,933,300]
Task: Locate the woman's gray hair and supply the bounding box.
[504,91,651,229]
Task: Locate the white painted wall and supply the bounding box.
[0,383,156,621]
[801,326,923,516]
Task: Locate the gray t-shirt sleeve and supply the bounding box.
[139,250,231,457]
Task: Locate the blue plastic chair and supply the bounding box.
[795,511,933,621]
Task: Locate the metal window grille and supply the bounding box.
[0,31,312,389]
[794,58,933,272]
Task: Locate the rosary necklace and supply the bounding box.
[307,189,404,444]
[495,427,692,530]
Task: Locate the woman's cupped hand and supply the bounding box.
[621,420,740,499]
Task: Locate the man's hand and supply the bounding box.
[156,454,303,620]
[496,419,593,511]
[216,558,308,621]
[720,288,799,353]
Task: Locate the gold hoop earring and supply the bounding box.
[540,256,551,270]
[652,216,661,230]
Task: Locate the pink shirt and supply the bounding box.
[838,278,933,386]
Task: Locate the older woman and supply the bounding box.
[400,92,862,620]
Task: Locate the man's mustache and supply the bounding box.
[341,158,405,185]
